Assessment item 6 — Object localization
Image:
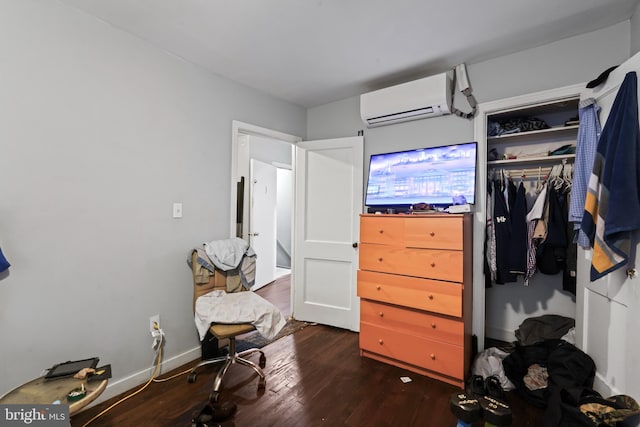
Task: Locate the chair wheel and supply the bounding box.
[187,372,198,383]
[209,391,220,403]
[258,378,266,390]
[259,354,266,368]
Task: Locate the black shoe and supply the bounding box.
[466,375,486,398]
[485,375,506,400]
[191,401,237,426]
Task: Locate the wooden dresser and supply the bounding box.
[357,213,473,387]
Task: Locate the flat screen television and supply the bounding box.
[364,141,477,212]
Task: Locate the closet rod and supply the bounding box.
[489,166,552,179]
[489,159,572,180]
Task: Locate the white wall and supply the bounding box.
[631,1,640,55]
[0,0,305,399]
[308,22,631,344]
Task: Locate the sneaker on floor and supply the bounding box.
[466,375,486,398]
[485,375,506,400]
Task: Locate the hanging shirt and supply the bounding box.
[524,220,538,286]
[569,98,601,248]
[485,189,497,284]
[524,183,548,286]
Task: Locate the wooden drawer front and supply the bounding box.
[360,323,463,379]
[360,216,404,245]
[359,244,463,282]
[360,300,464,345]
[357,270,462,317]
[404,216,464,250]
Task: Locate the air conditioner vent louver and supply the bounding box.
[360,72,452,127]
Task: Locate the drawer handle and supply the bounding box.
[430,232,435,237]
[430,262,436,268]
[428,294,434,300]
[376,285,381,291]
[431,322,436,329]
[379,311,384,317]
[378,229,384,234]
[430,353,436,360]
[378,257,384,262]
[379,339,384,345]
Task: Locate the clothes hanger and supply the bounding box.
[535,166,544,194]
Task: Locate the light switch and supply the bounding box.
[172,202,183,218]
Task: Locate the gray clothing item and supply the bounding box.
[204,237,256,271]
[515,314,575,346]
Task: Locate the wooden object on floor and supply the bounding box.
[0,375,107,416]
[357,213,473,387]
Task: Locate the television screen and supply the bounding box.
[364,141,477,210]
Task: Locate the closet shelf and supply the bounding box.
[487,124,579,142]
[487,153,575,166]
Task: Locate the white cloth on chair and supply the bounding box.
[194,290,286,341]
[204,237,255,271]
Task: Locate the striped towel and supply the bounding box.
[581,71,640,281]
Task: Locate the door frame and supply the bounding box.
[472,83,584,350]
[230,120,302,303]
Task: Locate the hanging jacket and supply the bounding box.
[507,182,528,275]
[494,179,517,284]
[537,187,568,275]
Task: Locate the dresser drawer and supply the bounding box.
[357,270,462,317]
[360,300,464,345]
[359,244,463,282]
[404,216,464,250]
[360,216,404,245]
[359,323,464,380]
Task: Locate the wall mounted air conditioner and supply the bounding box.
[360,72,452,127]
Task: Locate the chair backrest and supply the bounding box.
[191,250,226,314]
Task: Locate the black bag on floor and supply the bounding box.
[503,339,596,408]
[201,329,221,360]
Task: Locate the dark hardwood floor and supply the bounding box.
[71,274,544,427]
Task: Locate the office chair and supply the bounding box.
[188,250,266,403]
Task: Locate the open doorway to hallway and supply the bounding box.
[230,120,301,296]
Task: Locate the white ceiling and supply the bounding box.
[59,0,640,108]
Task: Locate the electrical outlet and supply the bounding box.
[149,314,160,334]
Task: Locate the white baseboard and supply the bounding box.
[592,371,624,397]
[485,325,516,344]
[81,346,201,411]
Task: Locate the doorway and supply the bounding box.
[231,122,363,330]
[230,121,301,294]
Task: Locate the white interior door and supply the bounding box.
[293,136,363,331]
[578,51,640,397]
[250,159,278,290]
